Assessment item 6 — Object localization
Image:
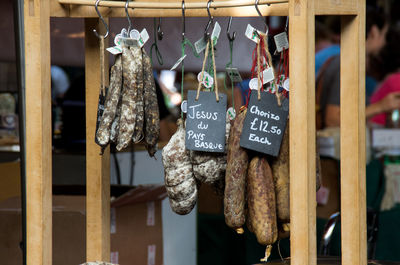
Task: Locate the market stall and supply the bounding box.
[22,0,365,264]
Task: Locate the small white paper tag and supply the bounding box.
[111,252,119,264]
[277,74,285,86]
[114,33,123,47]
[274,32,289,52]
[245,24,263,43]
[129,29,141,40]
[283,78,290,91]
[120,37,139,47]
[249,78,262,90]
[114,28,148,48]
[181,100,187,113]
[170,54,187,71]
[316,186,330,205]
[262,68,275,84]
[267,81,275,93]
[226,67,242,83]
[121,28,128,37]
[110,207,116,234]
[227,107,236,120]
[147,201,155,226]
[195,22,221,54]
[138,28,150,47]
[197,71,214,88]
[107,46,123,55]
[211,21,221,44]
[148,245,156,265]
[112,28,130,47]
[195,36,208,54]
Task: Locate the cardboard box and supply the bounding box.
[0,195,86,265]
[0,185,166,265]
[0,161,20,203]
[316,158,340,219]
[110,185,166,265]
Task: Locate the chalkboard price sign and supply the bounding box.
[240,91,288,156]
[185,90,227,152]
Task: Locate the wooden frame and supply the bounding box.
[23,0,366,264]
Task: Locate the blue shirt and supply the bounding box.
[315,44,340,75]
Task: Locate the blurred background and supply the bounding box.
[1,0,400,264]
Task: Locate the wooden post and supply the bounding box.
[289,0,316,265]
[84,18,111,262]
[24,0,52,264]
[340,4,367,265]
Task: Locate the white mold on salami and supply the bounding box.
[162,119,198,215]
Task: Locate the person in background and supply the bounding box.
[51,65,70,101]
[369,28,400,126]
[50,65,70,142]
[317,7,400,129]
[315,18,340,75]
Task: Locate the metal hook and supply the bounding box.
[93,0,109,39]
[284,16,289,32]
[125,0,133,34]
[151,18,164,65]
[157,18,163,41]
[255,0,269,35]
[182,0,185,40]
[204,0,213,40]
[226,16,236,41]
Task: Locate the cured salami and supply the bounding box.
[117,46,142,150]
[162,119,198,215]
[142,49,160,157]
[96,55,123,147]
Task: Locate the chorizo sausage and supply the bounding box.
[247,156,278,246]
[224,107,248,234]
[271,124,290,223]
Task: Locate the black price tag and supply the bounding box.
[185,90,227,153]
[240,91,288,157]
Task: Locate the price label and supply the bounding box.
[120,37,139,47]
[277,74,285,86]
[283,78,290,91]
[170,54,187,71]
[129,29,141,40]
[107,46,122,55]
[262,68,275,84]
[227,107,236,120]
[138,28,149,47]
[195,22,221,54]
[245,24,264,43]
[249,78,262,90]
[197,71,214,88]
[181,100,187,113]
[240,91,288,156]
[109,30,129,54]
[274,32,289,52]
[194,37,208,54]
[226,67,242,83]
[114,33,123,46]
[211,22,221,44]
[186,90,227,152]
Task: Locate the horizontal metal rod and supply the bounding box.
[58,0,287,9]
